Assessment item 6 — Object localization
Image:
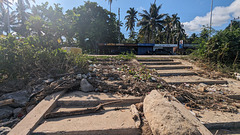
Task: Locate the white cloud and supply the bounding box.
[183,0,240,33]
[137,6,146,12]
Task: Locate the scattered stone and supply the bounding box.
[43,79,54,84]
[0,118,20,127]
[80,79,94,92]
[93,68,97,72]
[82,74,87,79]
[198,83,208,92]
[149,77,157,82]
[76,74,82,80]
[13,108,22,118]
[108,77,114,81]
[103,90,108,93]
[0,90,30,107]
[0,127,11,135]
[26,105,35,113]
[94,88,99,92]
[0,107,13,120]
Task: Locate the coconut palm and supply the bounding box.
[164,15,172,43]
[138,3,166,43]
[0,0,12,12]
[170,14,180,43]
[105,0,112,12]
[0,9,17,34]
[125,7,138,38]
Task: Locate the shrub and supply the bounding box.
[0,35,88,82]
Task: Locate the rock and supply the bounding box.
[108,77,114,81]
[0,90,30,107]
[0,107,13,120]
[82,74,87,79]
[13,108,22,118]
[43,79,54,84]
[0,118,20,127]
[0,127,11,135]
[80,79,94,92]
[197,83,208,92]
[150,77,157,82]
[26,105,35,113]
[144,90,204,135]
[76,74,82,80]
[103,90,108,93]
[94,88,99,92]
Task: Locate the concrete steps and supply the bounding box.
[32,91,142,135]
[146,65,193,70]
[141,61,182,65]
[162,76,228,85]
[137,59,173,62]
[138,58,228,85]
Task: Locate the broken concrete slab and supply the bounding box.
[144,90,212,135]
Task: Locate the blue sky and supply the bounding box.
[33,0,240,37]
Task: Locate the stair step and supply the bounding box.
[167,81,228,85]
[147,65,193,70]
[57,91,142,107]
[137,59,173,62]
[33,107,140,135]
[141,62,181,65]
[162,76,228,85]
[158,72,197,77]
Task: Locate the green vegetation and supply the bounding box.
[190,23,240,73]
[0,35,88,82]
[1,1,122,53]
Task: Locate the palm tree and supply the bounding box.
[0,0,12,12]
[164,15,171,43]
[170,14,180,44]
[125,7,138,39]
[0,9,17,34]
[12,0,34,36]
[138,3,166,43]
[105,0,112,12]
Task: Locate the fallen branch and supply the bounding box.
[45,100,123,119]
[0,99,14,107]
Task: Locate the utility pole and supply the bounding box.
[209,0,213,39]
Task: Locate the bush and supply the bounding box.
[0,35,88,82]
[191,28,240,73]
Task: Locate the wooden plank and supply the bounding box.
[8,90,66,135]
[0,99,14,107]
